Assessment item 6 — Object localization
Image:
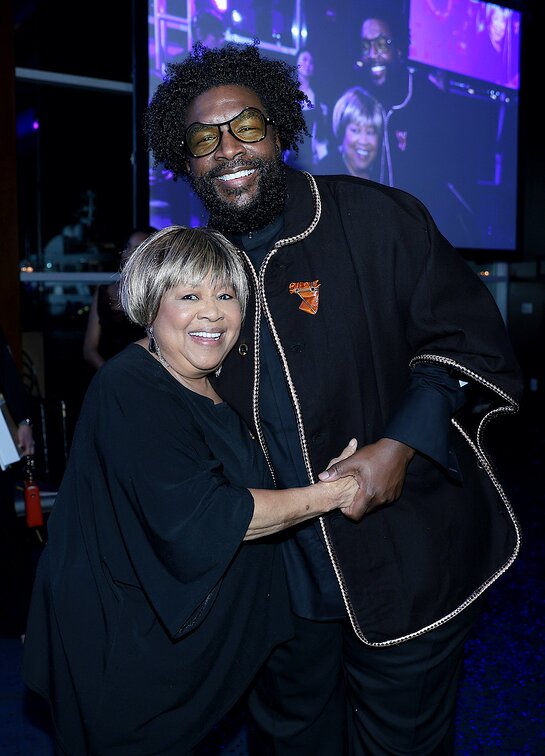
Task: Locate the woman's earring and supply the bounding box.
[148,327,158,354]
[215,366,222,378]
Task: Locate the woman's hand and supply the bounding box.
[245,438,359,540]
[326,437,358,469]
[313,438,359,513]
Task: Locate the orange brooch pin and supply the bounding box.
[289,280,321,315]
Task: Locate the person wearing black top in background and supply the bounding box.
[286,48,330,171]
[0,327,35,637]
[82,227,156,370]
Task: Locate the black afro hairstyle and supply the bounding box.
[144,41,311,180]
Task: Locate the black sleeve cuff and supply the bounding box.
[383,364,469,477]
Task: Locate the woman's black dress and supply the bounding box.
[23,344,292,755]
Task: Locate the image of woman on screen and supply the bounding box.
[473,3,517,88]
[315,86,383,181]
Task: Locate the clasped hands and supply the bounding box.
[320,438,415,521]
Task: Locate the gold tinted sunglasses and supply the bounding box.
[182,107,275,158]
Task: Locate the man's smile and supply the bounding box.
[217,168,256,182]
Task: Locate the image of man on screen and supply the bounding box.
[344,0,479,247]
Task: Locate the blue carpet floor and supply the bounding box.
[1,408,544,754]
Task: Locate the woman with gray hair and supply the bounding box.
[316,86,383,181]
[22,225,357,755]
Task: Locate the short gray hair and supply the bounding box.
[332,87,383,142]
[120,225,249,326]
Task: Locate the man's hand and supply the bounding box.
[318,438,415,521]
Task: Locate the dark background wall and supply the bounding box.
[13,0,136,262]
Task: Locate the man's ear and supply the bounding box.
[184,157,191,174]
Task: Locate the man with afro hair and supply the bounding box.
[344,0,473,244]
[144,40,522,755]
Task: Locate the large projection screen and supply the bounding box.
[146,0,521,255]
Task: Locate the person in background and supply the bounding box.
[82,227,156,370]
[23,225,358,755]
[193,8,227,49]
[0,326,35,638]
[316,86,382,180]
[143,41,523,754]
[287,48,329,170]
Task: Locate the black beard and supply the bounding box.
[187,155,287,233]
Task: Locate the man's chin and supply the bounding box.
[190,158,286,233]
[217,183,255,202]
[209,196,274,234]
